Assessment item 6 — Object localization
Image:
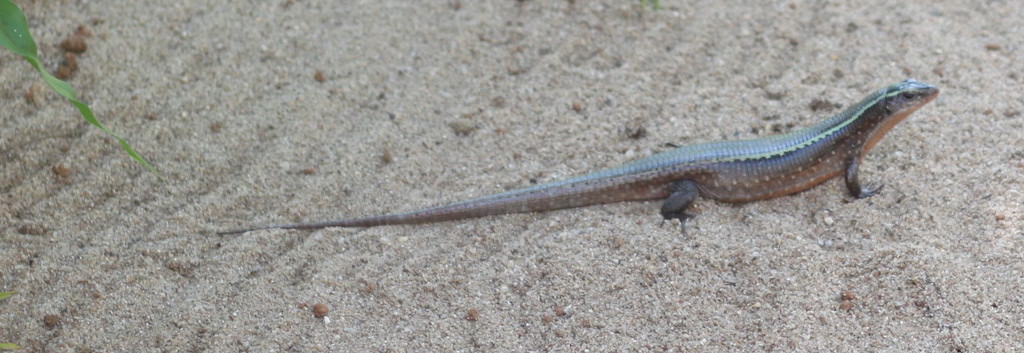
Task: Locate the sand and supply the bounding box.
[1,0,1022,351]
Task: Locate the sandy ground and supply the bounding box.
[1,0,1022,351]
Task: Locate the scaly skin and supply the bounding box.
[219,80,939,234]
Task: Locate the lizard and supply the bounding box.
[218,79,939,234]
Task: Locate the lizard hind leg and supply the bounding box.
[660,179,700,231]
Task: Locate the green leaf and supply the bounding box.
[0,0,35,57]
[0,293,18,349]
[0,0,163,180]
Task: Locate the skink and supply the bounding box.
[219,79,939,234]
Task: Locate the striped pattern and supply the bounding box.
[218,80,939,234]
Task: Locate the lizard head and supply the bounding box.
[861,79,940,153]
[883,79,940,117]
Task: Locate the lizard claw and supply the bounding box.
[661,212,695,235]
[857,183,885,199]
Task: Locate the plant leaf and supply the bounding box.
[0,0,35,57]
[0,0,162,180]
[0,293,19,349]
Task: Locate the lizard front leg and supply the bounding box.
[844,155,884,199]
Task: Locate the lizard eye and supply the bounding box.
[900,91,914,100]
